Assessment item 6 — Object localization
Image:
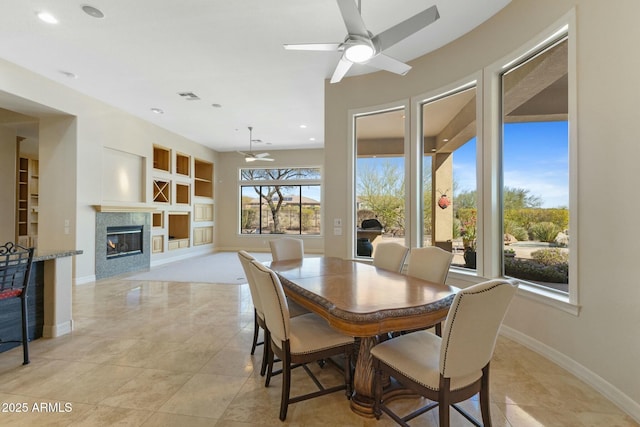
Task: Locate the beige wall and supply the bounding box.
[0,60,217,281]
[325,0,640,417]
[215,149,324,254]
[0,126,16,242]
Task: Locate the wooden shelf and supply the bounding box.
[153,179,170,203]
[176,152,190,176]
[153,145,171,172]
[152,211,164,228]
[176,182,190,205]
[194,159,214,198]
[16,156,38,247]
[168,212,190,250]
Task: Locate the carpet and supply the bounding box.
[124,251,273,284]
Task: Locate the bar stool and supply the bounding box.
[0,242,34,365]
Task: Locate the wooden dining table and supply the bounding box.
[269,256,458,418]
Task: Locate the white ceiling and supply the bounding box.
[0,0,510,152]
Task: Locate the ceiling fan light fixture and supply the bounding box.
[344,43,374,63]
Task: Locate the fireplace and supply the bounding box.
[106,225,143,259]
[95,211,151,280]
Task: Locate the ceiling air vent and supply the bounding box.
[178,92,200,101]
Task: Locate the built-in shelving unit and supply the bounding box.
[16,156,38,248]
[151,147,214,254]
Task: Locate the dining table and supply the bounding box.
[268,256,458,418]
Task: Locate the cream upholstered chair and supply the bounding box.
[249,259,354,421]
[373,242,410,273]
[371,279,518,427]
[406,246,454,336]
[237,251,270,376]
[406,246,454,284]
[269,237,304,261]
[268,237,309,317]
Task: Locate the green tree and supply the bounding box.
[503,186,542,210]
[357,160,405,233]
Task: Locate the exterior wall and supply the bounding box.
[325,0,640,418]
[214,149,324,254]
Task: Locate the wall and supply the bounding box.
[0,60,217,283]
[215,149,324,254]
[325,0,640,418]
[0,126,16,242]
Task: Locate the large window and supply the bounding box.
[501,36,569,293]
[354,107,406,258]
[240,168,321,235]
[420,86,477,269]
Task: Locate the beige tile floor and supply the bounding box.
[0,276,637,426]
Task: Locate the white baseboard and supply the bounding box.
[501,325,640,423]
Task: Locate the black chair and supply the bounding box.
[0,242,34,365]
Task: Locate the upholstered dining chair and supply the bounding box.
[237,251,270,376]
[249,259,354,421]
[269,237,304,261]
[406,246,454,284]
[371,279,518,427]
[373,242,410,273]
[268,237,310,317]
[0,242,35,365]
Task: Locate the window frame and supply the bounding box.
[239,167,323,236]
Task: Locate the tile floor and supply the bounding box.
[0,276,637,426]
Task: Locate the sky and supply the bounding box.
[454,121,569,208]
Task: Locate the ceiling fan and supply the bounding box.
[237,126,274,162]
[284,0,440,84]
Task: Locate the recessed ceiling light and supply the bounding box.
[82,5,104,18]
[59,70,78,79]
[309,137,316,141]
[443,138,449,142]
[299,124,307,129]
[151,108,164,114]
[37,11,58,24]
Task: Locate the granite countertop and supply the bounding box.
[33,249,83,262]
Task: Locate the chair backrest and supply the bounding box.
[269,237,304,261]
[250,260,290,346]
[439,279,518,379]
[237,251,264,316]
[0,242,34,300]
[373,242,409,273]
[406,246,454,284]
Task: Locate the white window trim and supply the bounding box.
[485,9,579,313]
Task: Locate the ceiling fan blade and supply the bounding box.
[255,152,271,158]
[366,53,411,75]
[284,43,341,51]
[330,57,353,83]
[337,0,369,36]
[255,157,274,162]
[372,5,440,52]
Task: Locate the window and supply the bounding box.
[240,168,321,235]
[354,107,406,258]
[500,35,570,293]
[420,86,477,270]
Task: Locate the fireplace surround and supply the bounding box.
[95,211,150,279]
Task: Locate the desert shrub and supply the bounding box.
[504,257,568,283]
[529,222,561,243]
[504,219,529,241]
[504,208,569,232]
[531,248,568,265]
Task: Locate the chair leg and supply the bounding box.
[480,365,492,427]
[260,328,269,377]
[264,330,274,387]
[251,309,259,355]
[279,350,291,421]
[435,322,442,337]
[373,363,383,419]
[439,377,451,427]
[21,296,29,365]
[344,350,352,399]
